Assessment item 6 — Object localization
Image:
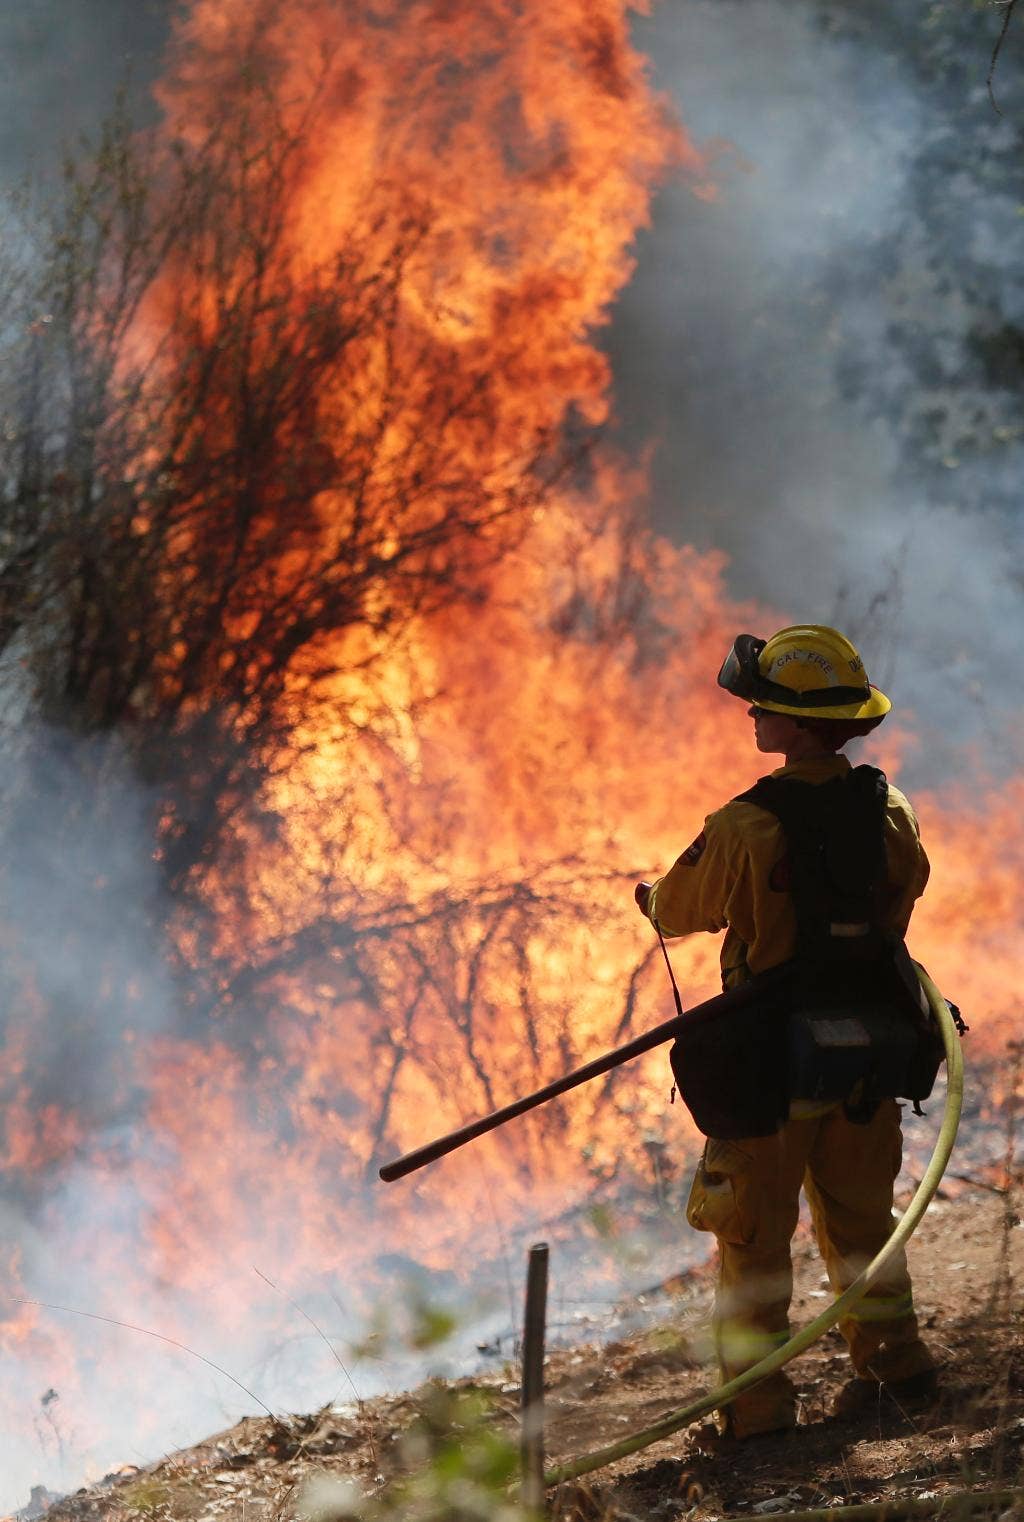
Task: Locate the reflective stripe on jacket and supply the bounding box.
[645,755,929,990]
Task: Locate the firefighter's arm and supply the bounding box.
[637,813,739,937]
[884,786,931,931]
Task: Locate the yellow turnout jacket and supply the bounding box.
[645,755,929,990]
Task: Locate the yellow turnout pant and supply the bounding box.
[686,1100,934,1438]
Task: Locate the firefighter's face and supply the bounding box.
[748,705,802,754]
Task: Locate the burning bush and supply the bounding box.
[0,2,1018,1510]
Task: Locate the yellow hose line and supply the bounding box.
[545,968,963,1487]
[709,1488,1024,1522]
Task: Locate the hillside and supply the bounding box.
[16,1178,1023,1522]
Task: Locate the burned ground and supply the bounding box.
[19,1181,1024,1522]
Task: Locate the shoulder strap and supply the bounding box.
[733,767,890,963]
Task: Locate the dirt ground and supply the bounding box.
[17,1177,1024,1522]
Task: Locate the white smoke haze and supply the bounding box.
[609,0,1024,782]
[0,733,184,1501]
[0,0,1021,1509]
[1,0,1021,774]
[0,734,700,1505]
[0,2,165,181]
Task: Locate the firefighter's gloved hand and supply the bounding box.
[634,881,653,916]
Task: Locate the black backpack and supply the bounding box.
[669,766,943,1138]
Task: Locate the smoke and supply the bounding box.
[605,0,1024,782]
[0,731,186,1502]
[0,0,1022,1508]
[0,732,488,1501]
[3,0,1022,779]
[0,2,167,180]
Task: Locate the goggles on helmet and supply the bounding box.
[717,633,873,709]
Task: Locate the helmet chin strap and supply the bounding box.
[787,719,844,759]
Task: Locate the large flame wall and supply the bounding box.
[0,0,1020,1509]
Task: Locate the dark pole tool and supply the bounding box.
[378,961,789,1182]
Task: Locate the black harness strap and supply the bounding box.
[732,765,942,1118]
[666,766,945,1138]
[734,766,891,971]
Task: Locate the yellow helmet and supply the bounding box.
[717,625,891,721]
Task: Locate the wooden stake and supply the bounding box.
[521,1242,549,1515]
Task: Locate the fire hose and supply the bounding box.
[378,959,963,1486]
[543,966,964,1487]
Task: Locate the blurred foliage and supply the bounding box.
[301,1383,529,1522]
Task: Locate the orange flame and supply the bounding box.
[0,0,1020,1509]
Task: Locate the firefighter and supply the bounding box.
[635,625,937,1445]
